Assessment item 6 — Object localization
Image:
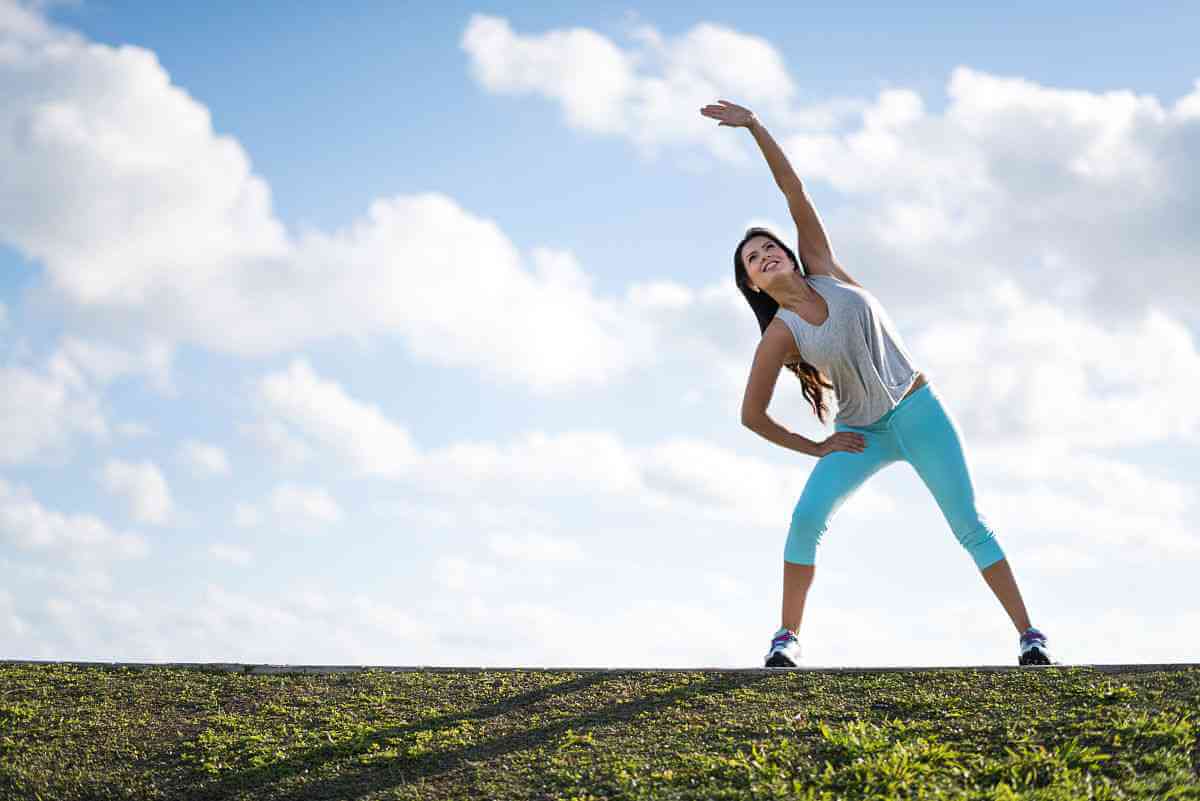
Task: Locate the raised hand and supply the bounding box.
[700,99,757,128]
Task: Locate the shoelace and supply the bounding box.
[1020,628,1047,646]
[772,633,797,648]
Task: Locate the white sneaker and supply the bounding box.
[1019,626,1055,665]
[764,627,802,667]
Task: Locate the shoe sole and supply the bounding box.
[764,646,1053,668]
[1019,645,1051,666]
[765,652,799,668]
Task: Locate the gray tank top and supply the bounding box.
[774,275,924,426]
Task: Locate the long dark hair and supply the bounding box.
[733,226,835,424]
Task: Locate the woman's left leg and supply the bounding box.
[890,385,1033,634]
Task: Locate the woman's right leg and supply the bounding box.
[781,430,897,633]
[781,561,815,636]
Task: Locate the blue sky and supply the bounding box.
[1,0,1198,668]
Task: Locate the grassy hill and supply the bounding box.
[1,661,1197,800]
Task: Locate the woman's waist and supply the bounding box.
[901,371,928,400]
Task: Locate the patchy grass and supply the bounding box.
[1,663,1198,799]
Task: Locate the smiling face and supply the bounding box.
[740,234,795,292]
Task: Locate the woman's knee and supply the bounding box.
[785,504,832,564]
[953,516,1005,565]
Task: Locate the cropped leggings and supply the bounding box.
[784,382,1006,571]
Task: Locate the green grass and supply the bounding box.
[1,663,1198,800]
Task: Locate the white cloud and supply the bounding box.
[177,439,230,477]
[703,571,749,600]
[980,472,1196,561]
[911,279,1200,447]
[98,458,172,525]
[0,356,107,466]
[461,14,826,164]
[1017,542,1099,573]
[411,427,895,531]
[237,345,1197,562]
[52,336,175,395]
[463,16,1200,330]
[779,67,1200,324]
[236,419,313,469]
[280,588,330,615]
[115,421,153,438]
[0,10,289,311]
[2,572,1197,665]
[346,595,427,640]
[0,335,173,466]
[1,12,661,394]
[0,478,149,559]
[461,14,636,136]
[369,497,562,535]
[250,358,418,477]
[0,587,31,643]
[433,556,499,592]
[0,0,54,41]
[269,483,342,529]
[486,531,584,562]
[233,501,261,529]
[1,556,113,594]
[208,543,252,567]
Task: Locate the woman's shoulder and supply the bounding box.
[809,273,865,298]
[807,273,843,285]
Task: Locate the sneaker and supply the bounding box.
[765,627,802,667]
[1019,626,1054,665]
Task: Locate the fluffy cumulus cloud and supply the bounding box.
[235,359,1199,561]
[227,484,342,534]
[461,14,847,163]
[177,440,230,477]
[0,478,149,560]
[0,4,659,394]
[486,531,585,562]
[0,352,107,466]
[0,334,176,466]
[434,556,499,592]
[781,69,1200,323]
[208,543,252,567]
[236,357,850,528]
[268,483,343,529]
[462,15,1200,331]
[98,459,173,525]
[229,484,343,534]
[248,358,419,478]
[912,279,1200,448]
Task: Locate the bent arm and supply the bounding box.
[744,413,823,457]
[741,320,823,457]
[748,119,835,269]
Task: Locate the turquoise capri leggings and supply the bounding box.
[784,382,1006,571]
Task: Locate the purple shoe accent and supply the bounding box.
[1021,628,1047,644]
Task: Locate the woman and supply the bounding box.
[700,99,1054,668]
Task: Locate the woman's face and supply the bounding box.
[741,235,793,292]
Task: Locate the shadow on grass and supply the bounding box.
[182,670,776,800]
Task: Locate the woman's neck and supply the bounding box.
[771,271,820,312]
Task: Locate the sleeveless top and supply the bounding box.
[774,275,925,427]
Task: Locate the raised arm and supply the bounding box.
[748,118,835,271]
[701,100,837,274]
